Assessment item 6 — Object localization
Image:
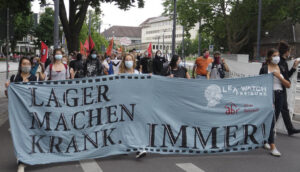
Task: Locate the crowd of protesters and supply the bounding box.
[3,41,300,172]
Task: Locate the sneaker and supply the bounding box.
[17,163,26,172]
[264,143,271,150]
[136,150,147,159]
[270,148,281,157]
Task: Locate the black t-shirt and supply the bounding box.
[164,66,187,78]
[72,60,85,78]
[140,57,153,74]
[153,57,166,75]
[10,74,37,82]
[69,60,76,70]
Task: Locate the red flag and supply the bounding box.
[84,39,89,54]
[89,35,95,51]
[40,41,48,63]
[80,41,86,57]
[106,38,114,56]
[147,43,152,58]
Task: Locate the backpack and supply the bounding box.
[49,63,68,80]
[212,63,225,78]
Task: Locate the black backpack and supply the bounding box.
[212,63,225,78]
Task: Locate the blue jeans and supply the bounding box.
[196,75,207,79]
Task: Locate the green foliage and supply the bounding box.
[11,11,34,52]
[33,8,54,46]
[79,10,108,53]
[164,0,300,56]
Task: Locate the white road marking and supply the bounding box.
[80,159,103,172]
[176,163,205,172]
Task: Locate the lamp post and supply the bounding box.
[256,0,262,59]
[53,0,60,49]
[171,0,177,56]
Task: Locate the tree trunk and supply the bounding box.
[59,0,89,52]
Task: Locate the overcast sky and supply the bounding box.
[31,0,165,32]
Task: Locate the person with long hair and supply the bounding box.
[259,48,291,157]
[119,53,140,74]
[277,41,300,136]
[153,50,167,75]
[44,48,70,80]
[84,49,104,77]
[70,53,85,79]
[164,54,190,79]
[4,56,37,172]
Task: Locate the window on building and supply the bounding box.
[153,45,155,50]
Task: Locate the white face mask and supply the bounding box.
[125,61,133,69]
[21,66,31,73]
[62,61,67,65]
[272,56,280,64]
[91,54,97,59]
[55,55,63,60]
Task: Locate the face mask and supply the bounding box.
[214,56,220,64]
[125,61,133,69]
[204,54,209,58]
[21,66,31,73]
[33,60,38,64]
[272,56,280,64]
[62,61,67,65]
[157,53,162,57]
[178,62,183,67]
[91,54,97,59]
[55,55,63,60]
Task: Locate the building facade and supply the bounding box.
[102,26,141,47]
[140,16,199,54]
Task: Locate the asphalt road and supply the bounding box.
[0,97,300,172]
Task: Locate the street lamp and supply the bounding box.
[53,0,60,49]
[171,0,177,57]
[256,0,262,59]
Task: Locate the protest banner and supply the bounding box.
[8,74,274,165]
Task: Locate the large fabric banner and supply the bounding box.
[8,74,274,165]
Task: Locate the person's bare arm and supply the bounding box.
[274,71,291,88]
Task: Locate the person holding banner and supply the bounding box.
[192,49,213,79]
[4,56,37,172]
[84,49,105,77]
[163,54,190,79]
[44,49,70,81]
[119,53,140,74]
[277,41,300,136]
[259,48,291,157]
[5,56,38,91]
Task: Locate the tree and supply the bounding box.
[33,8,54,46]
[0,0,32,53]
[78,10,108,53]
[12,12,34,53]
[38,0,145,52]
